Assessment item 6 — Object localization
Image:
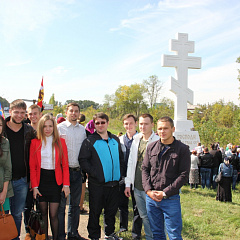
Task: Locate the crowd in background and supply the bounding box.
[189,142,239,202]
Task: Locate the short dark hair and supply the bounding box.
[122,114,137,123]
[139,113,153,123]
[93,112,109,123]
[79,113,86,122]
[10,99,27,110]
[157,116,174,127]
[204,147,209,153]
[66,102,80,112]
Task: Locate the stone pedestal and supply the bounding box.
[174,130,200,151]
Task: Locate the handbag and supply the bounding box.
[28,199,46,240]
[215,164,224,183]
[0,203,18,240]
[215,171,222,183]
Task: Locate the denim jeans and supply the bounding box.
[134,188,153,240]
[200,168,211,189]
[232,170,238,190]
[146,194,182,240]
[58,169,82,239]
[211,167,218,189]
[10,177,28,240]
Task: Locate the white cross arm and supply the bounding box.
[161,54,180,68]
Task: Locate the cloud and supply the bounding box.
[0,0,76,43]
[49,66,70,75]
[5,59,32,67]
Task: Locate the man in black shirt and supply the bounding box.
[5,99,36,239]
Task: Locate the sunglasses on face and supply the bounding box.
[95,121,106,125]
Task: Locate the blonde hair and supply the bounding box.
[37,113,64,164]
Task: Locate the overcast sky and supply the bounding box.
[0,0,239,107]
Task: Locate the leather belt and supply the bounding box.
[69,167,81,171]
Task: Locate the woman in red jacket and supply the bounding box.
[30,113,70,240]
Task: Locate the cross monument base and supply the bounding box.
[174,130,200,151]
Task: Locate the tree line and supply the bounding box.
[1,59,240,148]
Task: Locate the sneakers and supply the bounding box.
[118,228,127,233]
[105,233,123,240]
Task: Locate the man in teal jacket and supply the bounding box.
[79,112,124,240]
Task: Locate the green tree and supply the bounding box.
[0,96,9,107]
[114,83,148,117]
[49,93,57,106]
[65,100,99,110]
[149,98,174,129]
[143,75,162,109]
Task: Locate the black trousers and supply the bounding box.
[88,182,119,239]
[119,183,142,238]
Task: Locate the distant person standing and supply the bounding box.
[209,143,222,190]
[199,147,213,189]
[189,150,199,189]
[58,103,87,240]
[229,147,239,190]
[119,114,142,239]
[5,99,36,239]
[142,116,190,239]
[216,158,233,202]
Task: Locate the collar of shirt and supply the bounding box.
[66,120,80,128]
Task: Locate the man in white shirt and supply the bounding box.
[58,103,87,240]
[124,114,159,240]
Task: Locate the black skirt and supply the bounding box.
[216,177,232,202]
[38,168,62,203]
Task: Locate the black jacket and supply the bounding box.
[79,131,125,186]
[229,154,239,171]
[142,138,190,197]
[5,117,36,182]
[199,152,213,168]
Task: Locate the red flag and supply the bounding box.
[37,77,44,108]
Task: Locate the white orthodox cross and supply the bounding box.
[162,33,201,121]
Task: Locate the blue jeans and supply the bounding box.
[134,188,153,240]
[58,169,82,239]
[200,168,211,189]
[146,194,182,240]
[232,170,238,190]
[10,177,28,240]
[211,167,218,189]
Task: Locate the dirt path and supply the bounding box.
[20,205,105,240]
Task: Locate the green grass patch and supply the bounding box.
[88,185,240,239]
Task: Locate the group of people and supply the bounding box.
[0,99,191,240]
[189,142,240,202]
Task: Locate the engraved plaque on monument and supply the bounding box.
[162,33,201,150]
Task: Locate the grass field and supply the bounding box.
[98,184,240,240]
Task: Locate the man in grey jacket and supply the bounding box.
[142,116,190,240]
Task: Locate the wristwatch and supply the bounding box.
[163,192,168,199]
